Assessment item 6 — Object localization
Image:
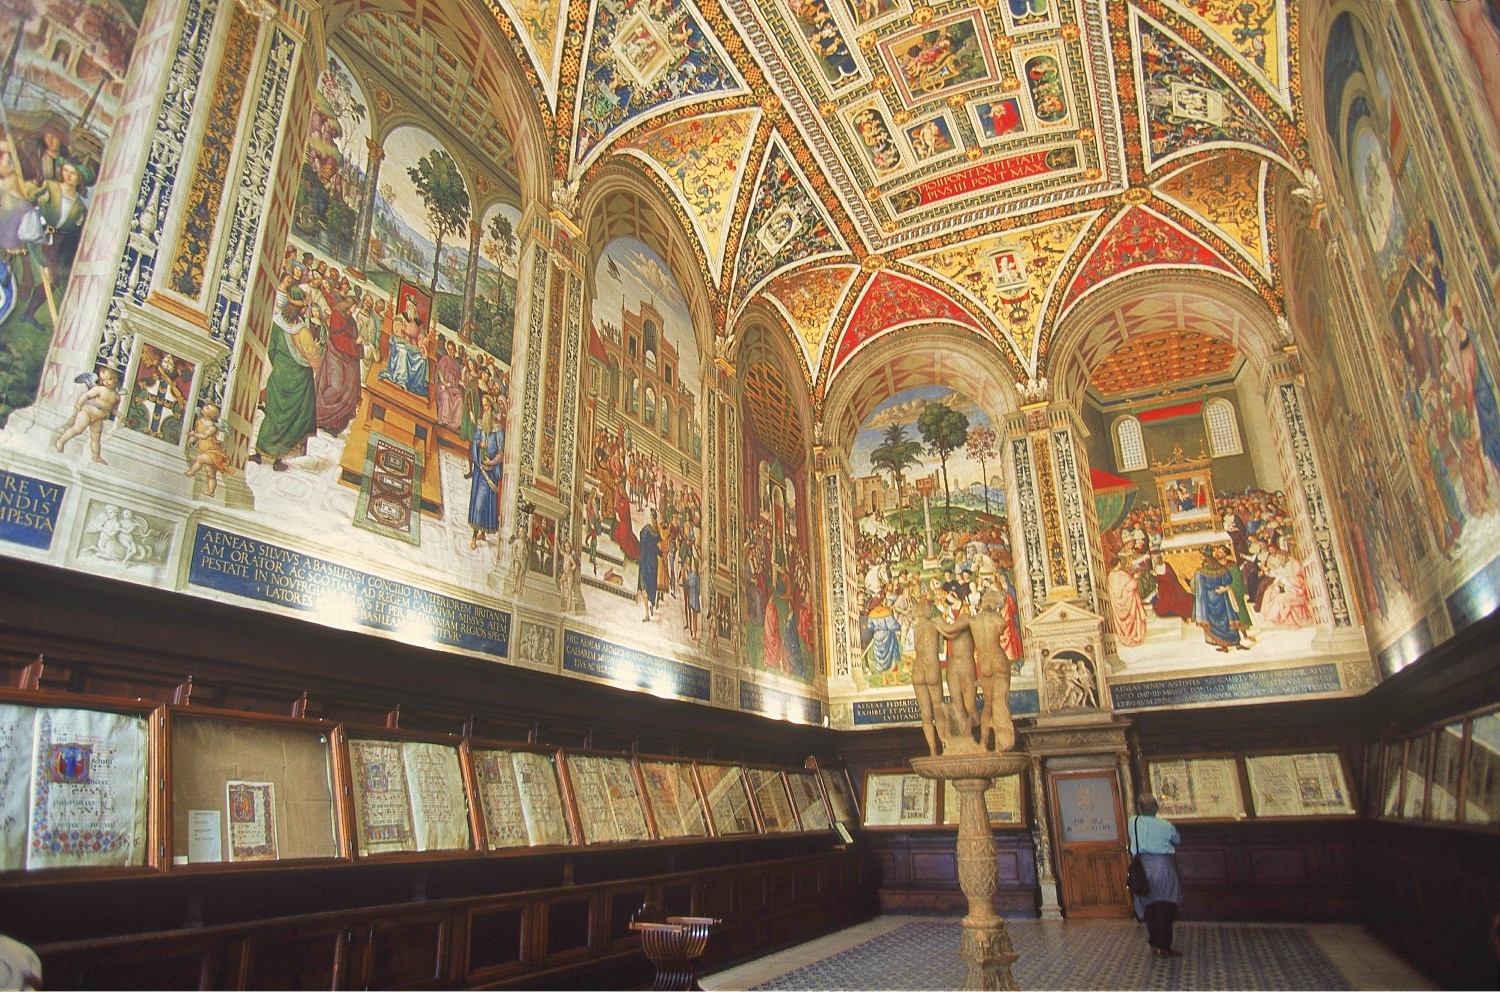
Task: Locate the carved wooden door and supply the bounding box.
[1047,768,1132,918]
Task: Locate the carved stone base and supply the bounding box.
[960,920,1021,992]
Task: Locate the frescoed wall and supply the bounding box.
[849,385,1022,691]
[0,0,144,423]
[1079,342,1329,675]
[740,357,817,684]
[576,237,705,651]
[1311,7,1500,668]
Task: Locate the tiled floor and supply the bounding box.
[701,915,1438,991]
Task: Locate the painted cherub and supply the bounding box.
[53,368,121,463]
[183,403,235,497]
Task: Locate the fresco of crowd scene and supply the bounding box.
[1101,488,1314,653]
[855,519,1023,687]
[742,504,817,681]
[583,426,705,628]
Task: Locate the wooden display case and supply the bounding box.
[343,727,476,858]
[466,740,576,849]
[695,762,758,837]
[807,756,859,828]
[745,766,798,834]
[784,768,833,832]
[1243,750,1357,819]
[0,688,158,879]
[860,769,938,829]
[636,755,710,840]
[558,750,652,844]
[165,705,349,868]
[1146,755,1247,821]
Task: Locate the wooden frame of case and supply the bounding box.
[938,771,1028,829]
[859,768,940,830]
[341,725,479,861]
[694,761,760,838]
[1143,753,1248,823]
[555,748,654,846]
[743,764,800,834]
[782,766,836,833]
[1377,702,1500,831]
[805,756,859,829]
[1241,748,1358,820]
[464,738,578,851]
[0,687,161,883]
[633,753,712,841]
[163,704,352,871]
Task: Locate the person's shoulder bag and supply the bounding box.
[1126,816,1151,897]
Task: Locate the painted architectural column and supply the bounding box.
[816,443,861,725]
[1003,401,1102,616]
[1026,754,1062,920]
[1262,348,1363,651]
[24,0,219,422]
[350,139,385,275]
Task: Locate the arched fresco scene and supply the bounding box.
[0,0,1495,732]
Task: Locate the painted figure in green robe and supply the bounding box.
[253,286,322,471]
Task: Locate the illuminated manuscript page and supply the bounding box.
[348,739,415,854]
[1152,758,1244,819]
[473,750,527,848]
[0,705,33,870]
[787,772,830,830]
[701,765,755,834]
[1247,752,1353,817]
[401,742,470,851]
[899,774,935,826]
[567,754,619,844]
[820,768,857,823]
[750,770,796,832]
[640,761,705,838]
[863,773,904,827]
[598,756,650,841]
[27,708,149,869]
[512,751,570,846]
[225,781,277,862]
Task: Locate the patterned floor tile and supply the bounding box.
[749,919,1353,990]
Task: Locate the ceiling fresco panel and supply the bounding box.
[1131,7,1291,174]
[488,0,569,106]
[1060,205,1239,313]
[573,0,750,168]
[618,109,762,281]
[723,0,1127,250]
[731,135,849,308]
[907,210,1097,372]
[1160,0,1291,108]
[831,271,987,372]
[1153,151,1270,275]
[763,264,861,374]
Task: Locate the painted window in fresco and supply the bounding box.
[578,238,705,651]
[0,0,144,422]
[741,359,816,683]
[851,386,1021,689]
[292,53,370,267]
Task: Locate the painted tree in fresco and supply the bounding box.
[965,425,997,516]
[407,150,470,293]
[918,402,969,524]
[870,423,924,505]
[483,212,517,306]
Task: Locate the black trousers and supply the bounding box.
[1144,900,1178,950]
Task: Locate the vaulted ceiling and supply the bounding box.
[337,0,1305,405]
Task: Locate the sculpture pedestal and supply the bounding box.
[911,752,1029,991]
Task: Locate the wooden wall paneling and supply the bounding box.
[243,922,347,990]
[361,911,452,989]
[462,901,529,982]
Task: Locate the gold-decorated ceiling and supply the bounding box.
[337,0,1304,399]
